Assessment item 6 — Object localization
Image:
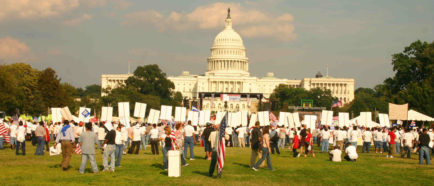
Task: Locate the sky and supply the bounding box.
[0,0,433,88]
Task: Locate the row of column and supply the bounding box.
[210,81,243,92]
[312,83,348,95]
[208,60,248,71]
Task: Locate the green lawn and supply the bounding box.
[0,142,433,185]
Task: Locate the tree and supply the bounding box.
[270,85,335,110]
[38,68,69,109]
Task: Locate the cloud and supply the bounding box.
[0,0,80,21]
[0,37,30,62]
[122,2,297,41]
[62,13,92,26]
[79,0,130,9]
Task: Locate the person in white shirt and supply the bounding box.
[336,127,346,151]
[149,124,160,155]
[411,128,419,152]
[320,127,331,152]
[362,128,373,153]
[97,123,106,150]
[349,126,359,147]
[16,121,27,155]
[128,124,142,154]
[374,128,383,153]
[114,125,124,167]
[9,123,17,150]
[236,126,246,148]
[139,124,147,151]
[184,121,196,160]
[329,146,342,162]
[401,128,414,158]
[382,129,389,153]
[344,143,358,161]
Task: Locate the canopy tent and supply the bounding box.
[407,109,434,121]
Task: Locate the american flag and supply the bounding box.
[269,112,278,122]
[0,123,7,136]
[331,100,343,108]
[217,113,228,174]
[170,130,178,150]
[74,144,82,154]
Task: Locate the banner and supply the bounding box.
[199,110,211,126]
[79,107,91,123]
[241,111,248,127]
[220,94,241,101]
[320,110,333,125]
[175,107,187,122]
[101,107,113,123]
[249,113,257,127]
[388,103,408,120]
[160,105,173,120]
[147,109,160,124]
[359,112,372,127]
[304,115,317,130]
[287,113,295,128]
[258,111,270,126]
[51,108,62,123]
[133,102,147,118]
[187,111,199,126]
[215,111,226,125]
[338,112,350,127]
[379,113,390,127]
[292,112,301,128]
[61,107,73,121]
[279,112,289,126]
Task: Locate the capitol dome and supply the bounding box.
[206,8,249,77]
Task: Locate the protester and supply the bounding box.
[250,122,262,168]
[401,128,413,158]
[140,123,147,151]
[269,126,280,154]
[329,146,342,162]
[304,129,315,158]
[320,126,330,152]
[336,127,345,152]
[44,124,50,152]
[278,126,286,149]
[34,121,46,155]
[203,123,214,160]
[382,128,389,153]
[362,128,372,153]
[97,123,106,150]
[184,120,195,160]
[55,120,75,171]
[349,126,359,147]
[16,121,26,155]
[102,128,116,172]
[395,127,401,155]
[150,124,159,155]
[208,123,219,177]
[252,126,273,171]
[374,128,383,153]
[9,122,17,150]
[78,123,99,174]
[115,125,124,167]
[236,126,246,148]
[128,124,141,154]
[292,131,300,158]
[387,127,397,158]
[344,143,358,162]
[418,128,431,165]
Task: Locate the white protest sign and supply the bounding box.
[79,107,91,123]
[160,105,172,120]
[187,111,199,126]
[199,110,211,126]
[241,111,248,127]
[287,113,295,128]
[147,109,160,124]
[133,102,147,118]
[51,108,62,123]
[175,107,187,122]
[338,112,350,127]
[61,107,73,121]
[118,102,130,127]
[258,111,270,126]
[293,112,301,128]
[231,112,241,127]
[359,112,372,127]
[248,113,257,127]
[101,107,113,123]
[304,115,317,130]
[321,110,333,125]
[379,113,390,128]
[279,112,289,126]
[215,111,226,125]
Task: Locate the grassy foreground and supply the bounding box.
[0,142,433,185]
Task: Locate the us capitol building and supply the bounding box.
[101,9,355,112]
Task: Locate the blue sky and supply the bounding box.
[0,0,433,88]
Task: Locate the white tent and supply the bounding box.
[407,109,434,121]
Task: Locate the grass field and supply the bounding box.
[0,142,433,185]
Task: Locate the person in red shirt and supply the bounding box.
[304,129,316,158]
[44,124,50,152]
[388,127,397,158]
[292,132,299,158]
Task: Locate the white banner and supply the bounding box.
[160,105,173,120]
[215,111,226,125]
[175,107,187,122]
[101,107,113,123]
[338,112,350,127]
[287,113,295,128]
[249,113,257,127]
[258,111,270,126]
[118,102,130,127]
[61,107,73,121]
[304,115,317,130]
[199,110,211,126]
[51,108,62,123]
[321,110,333,125]
[359,112,372,127]
[133,102,147,118]
[187,111,199,126]
[279,112,289,126]
[147,109,160,124]
[79,107,91,123]
[293,112,301,128]
[379,113,390,127]
[241,111,248,127]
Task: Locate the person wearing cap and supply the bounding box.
[202,122,214,160]
[55,120,75,171]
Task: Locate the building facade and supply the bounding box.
[101,10,355,112]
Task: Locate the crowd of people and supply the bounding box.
[0,117,432,175]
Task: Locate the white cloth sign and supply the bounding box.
[215,111,226,125]
[187,111,199,126]
[79,107,91,123]
[338,112,350,127]
[199,110,211,126]
[248,113,257,127]
[51,108,62,123]
[101,107,113,123]
[118,102,130,127]
[303,115,317,130]
[241,111,248,127]
[379,113,390,127]
[61,107,73,121]
[359,112,372,127]
[321,110,333,125]
[133,102,147,118]
[175,107,187,122]
[160,105,173,120]
[287,113,295,128]
[147,109,160,124]
[279,112,290,126]
[292,112,301,128]
[258,111,270,126]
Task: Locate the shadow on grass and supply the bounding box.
[233,162,250,168]
[49,164,62,168]
[151,163,164,169]
[192,170,209,177]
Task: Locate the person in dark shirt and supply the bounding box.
[418,129,431,165]
[203,123,215,160]
[102,129,116,171]
[250,122,262,168]
[299,125,307,154]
